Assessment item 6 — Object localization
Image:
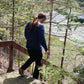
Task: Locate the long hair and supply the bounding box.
[29,13,46,32]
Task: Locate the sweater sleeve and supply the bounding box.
[24,22,30,40]
[39,25,48,51]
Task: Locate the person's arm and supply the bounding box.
[39,25,48,51]
[24,22,30,40]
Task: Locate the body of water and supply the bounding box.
[45,11,84,46]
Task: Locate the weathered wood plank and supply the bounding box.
[0,41,13,47]
[7,45,14,72]
[12,41,28,55]
[0,41,28,55]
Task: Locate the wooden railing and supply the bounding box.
[0,41,57,73]
[0,41,28,72]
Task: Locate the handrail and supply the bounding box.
[0,41,28,54]
[12,41,28,55]
[0,41,13,47]
[0,41,29,72]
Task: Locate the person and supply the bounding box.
[19,13,48,79]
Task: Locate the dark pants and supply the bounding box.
[21,49,42,79]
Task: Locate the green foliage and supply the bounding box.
[64,0,79,7]
[0,28,6,37]
[73,64,83,73]
[73,64,84,83]
[77,0,84,2]
[71,16,84,23]
[75,0,84,7]
[55,8,68,15]
[39,63,63,84]
[76,47,84,56]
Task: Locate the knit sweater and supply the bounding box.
[25,21,48,51]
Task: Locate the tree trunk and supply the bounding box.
[47,0,53,59]
[58,8,71,84]
[12,0,15,40]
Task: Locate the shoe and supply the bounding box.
[38,79,43,81]
[19,68,24,77]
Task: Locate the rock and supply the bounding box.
[0,70,47,84]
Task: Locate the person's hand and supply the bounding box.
[45,50,49,55]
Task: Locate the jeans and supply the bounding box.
[21,49,43,79]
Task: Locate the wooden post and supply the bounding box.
[18,51,20,67]
[7,45,14,72]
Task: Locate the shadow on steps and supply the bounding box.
[3,76,45,84]
[0,71,46,84]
